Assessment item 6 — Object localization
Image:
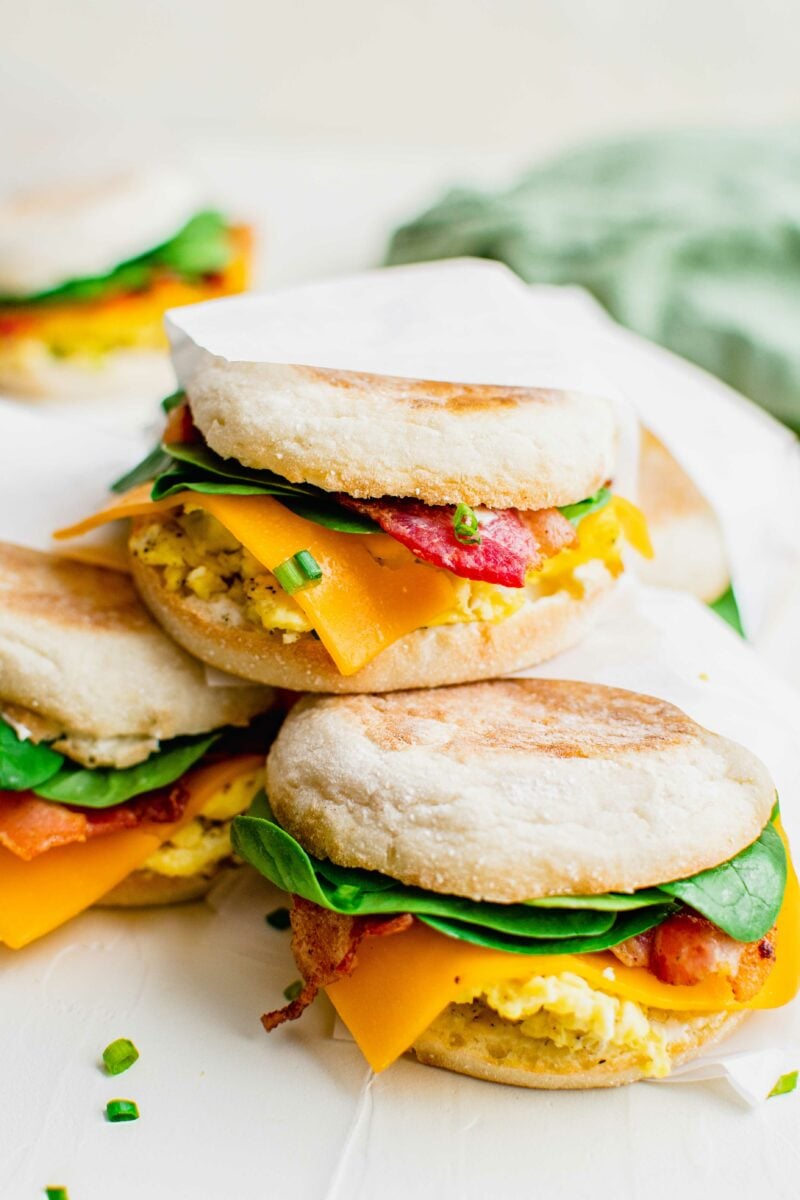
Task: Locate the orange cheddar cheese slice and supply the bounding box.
[53,482,186,539]
[327,835,800,1073]
[185,494,456,675]
[0,754,262,950]
[56,490,457,677]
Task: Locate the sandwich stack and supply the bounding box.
[44,260,800,1088]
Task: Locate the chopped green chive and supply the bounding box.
[453,503,481,546]
[283,980,304,1002]
[45,1188,69,1199]
[266,907,291,930]
[106,1099,140,1122]
[768,1070,798,1098]
[274,551,323,595]
[102,1038,139,1076]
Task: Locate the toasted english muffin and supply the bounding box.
[266,679,774,902]
[130,545,615,693]
[0,541,271,766]
[411,1006,747,1090]
[636,429,729,603]
[184,358,616,511]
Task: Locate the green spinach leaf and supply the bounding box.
[524,890,669,911]
[111,444,175,494]
[2,212,232,306]
[34,732,218,809]
[660,820,786,941]
[233,809,619,937]
[0,717,64,790]
[709,586,745,638]
[420,905,676,956]
[120,438,381,534]
[233,800,787,953]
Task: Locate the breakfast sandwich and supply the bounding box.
[637,429,729,605]
[0,542,276,949]
[233,680,798,1088]
[0,168,251,400]
[57,265,652,692]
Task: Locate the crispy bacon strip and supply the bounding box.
[162,400,200,445]
[261,896,413,1032]
[611,911,778,1001]
[0,783,189,861]
[339,495,576,587]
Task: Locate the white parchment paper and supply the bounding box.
[165,259,640,501]
[524,285,800,648]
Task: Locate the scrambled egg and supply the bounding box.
[130,508,525,636]
[531,497,650,598]
[130,497,649,639]
[142,766,263,880]
[467,971,671,1078]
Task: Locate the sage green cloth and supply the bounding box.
[387,131,800,432]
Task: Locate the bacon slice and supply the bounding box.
[339,496,576,587]
[0,784,189,862]
[261,896,413,1032]
[611,910,778,1001]
[162,400,200,445]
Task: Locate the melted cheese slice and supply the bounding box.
[56,490,457,676]
[327,839,800,1073]
[0,754,262,949]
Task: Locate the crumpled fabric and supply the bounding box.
[387,130,800,432]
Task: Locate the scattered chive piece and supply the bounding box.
[453,503,481,546]
[283,980,304,1002]
[45,1188,69,1199]
[106,1099,140,1123]
[768,1070,798,1098]
[266,907,291,930]
[274,551,323,595]
[102,1038,139,1076]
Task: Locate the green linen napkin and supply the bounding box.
[387,130,800,432]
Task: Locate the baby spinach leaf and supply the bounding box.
[277,498,380,535]
[161,390,187,413]
[420,905,677,956]
[660,820,786,941]
[139,442,380,533]
[233,808,661,948]
[559,487,612,527]
[233,802,788,953]
[524,890,669,911]
[2,212,232,306]
[111,444,175,494]
[0,718,64,790]
[709,586,745,638]
[33,732,218,809]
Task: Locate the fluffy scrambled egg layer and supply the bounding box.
[130,508,527,635]
[471,972,671,1079]
[142,766,263,879]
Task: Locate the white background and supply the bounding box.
[4,0,800,155]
